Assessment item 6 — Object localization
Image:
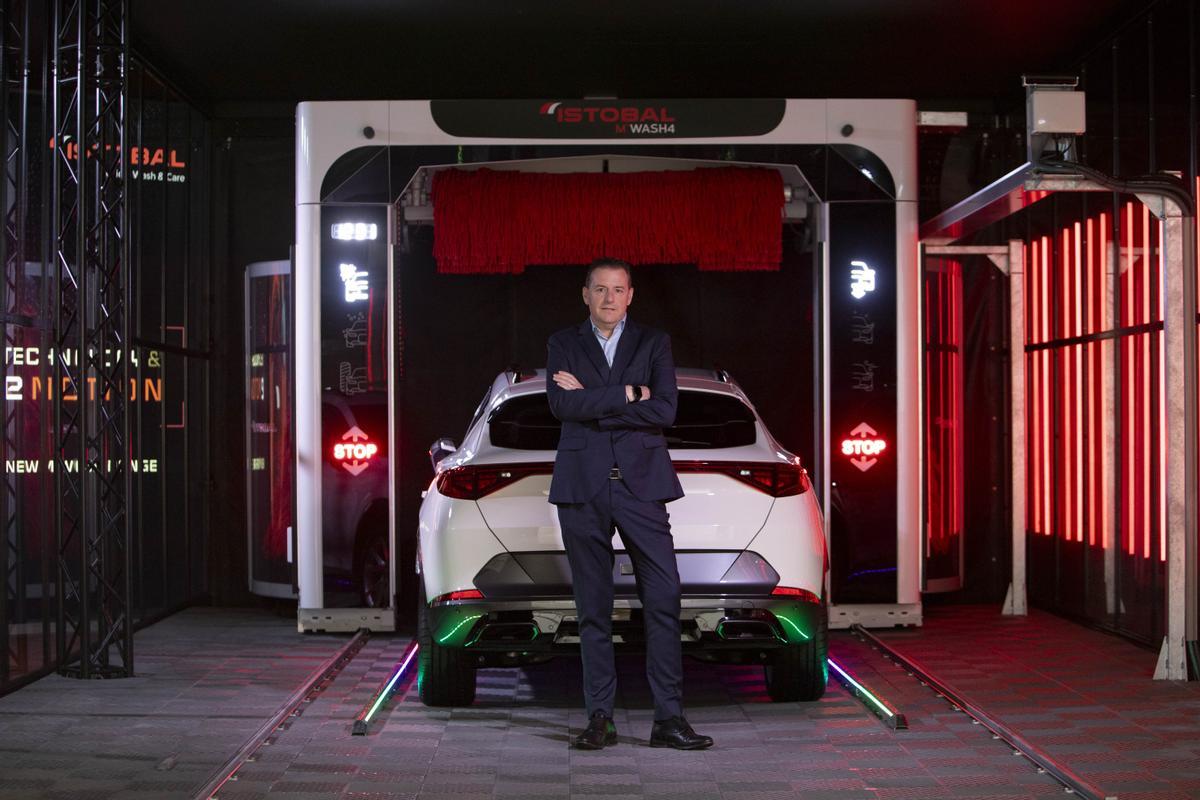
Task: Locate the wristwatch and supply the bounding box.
[630,385,643,402]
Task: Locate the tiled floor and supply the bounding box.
[0,607,354,799]
[872,605,1200,800]
[2,605,1198,799]
[214,628,1069,800]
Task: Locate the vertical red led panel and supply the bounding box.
[923,258,963,590]
[1025,196,1171,638]
[1114,199,1167,563]
[1026,211,1119,553]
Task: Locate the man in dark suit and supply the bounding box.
[546,257,713,751]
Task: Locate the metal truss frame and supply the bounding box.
[51,0,133,679]
[1,0,34,686]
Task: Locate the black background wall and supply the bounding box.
[209,119,295,606]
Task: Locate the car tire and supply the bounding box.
[353,506,390,609]
[354,530,390,609]
[764,602,828,702]
[417,583,477,707]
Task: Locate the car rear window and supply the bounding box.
[488,390,757,450]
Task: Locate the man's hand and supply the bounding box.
[624,385,653,402]
[553,371,583,391]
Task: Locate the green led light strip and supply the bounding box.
[827,657,894,719]
[363,644,419,724]
[775,614,811,641]
[438,614,483,645]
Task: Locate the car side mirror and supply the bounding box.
[429,437,457,470]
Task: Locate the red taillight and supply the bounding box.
[674,461,811,497]
[436,461,808,499]
[435,463,553,500]
[431,589,484,605]
[771,586,821,604]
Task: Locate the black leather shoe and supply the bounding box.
[649,716,713,750]
[574,711,617,749]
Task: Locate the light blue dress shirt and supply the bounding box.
[591,316,626,368]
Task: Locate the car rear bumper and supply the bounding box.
[425,596,824,668]
[472,550,781,599]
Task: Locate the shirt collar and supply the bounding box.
[591,315,626,340]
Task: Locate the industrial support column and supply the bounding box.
[1006,240,1027,616]
[1148,196,1198,680]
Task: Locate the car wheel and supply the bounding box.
[354,530,390,609]
[417,583,477,707]
[764,602,828,702]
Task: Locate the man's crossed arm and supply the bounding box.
[545,334,678,430]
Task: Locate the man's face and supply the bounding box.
[582,267,634,326]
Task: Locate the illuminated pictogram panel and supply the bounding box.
[339,263,370,302]
[332,426,379,476]
[319,204,391,598]
[849,260,876,300]
[828,203,898,605]
[840,422,887,473]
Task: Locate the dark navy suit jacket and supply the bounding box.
[546,318,686,505]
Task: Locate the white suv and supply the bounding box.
[416,367,828,706]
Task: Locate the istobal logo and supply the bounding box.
[539,101,677,135]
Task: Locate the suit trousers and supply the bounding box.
[557,476,684,721]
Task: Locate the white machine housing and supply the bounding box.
[294,98,921,632]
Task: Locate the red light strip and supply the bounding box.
[1086,217,1096,547]
[1041,236,1052,536]
[1142,204,1151,560]
[1099,213,1108,550]
[1125,201,1135,555]
[1157,217,1166,562]
[1080,220,1089,544]
[1067,227,1076,542]
[952,261,962,544]
[1033,238,1042,535]
[942,263,954,552]
[1032,241,1041,534]
[936,268,942,552]
[1065,227,1075,542]
[924,272,934,553]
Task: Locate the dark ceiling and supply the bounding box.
[131,0,1152,112]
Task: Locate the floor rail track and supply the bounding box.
[850,624,1116,800]
[192,629,370,800]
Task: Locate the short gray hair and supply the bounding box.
[585,257,633,287]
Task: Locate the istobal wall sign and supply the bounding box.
[828,203,898,604]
